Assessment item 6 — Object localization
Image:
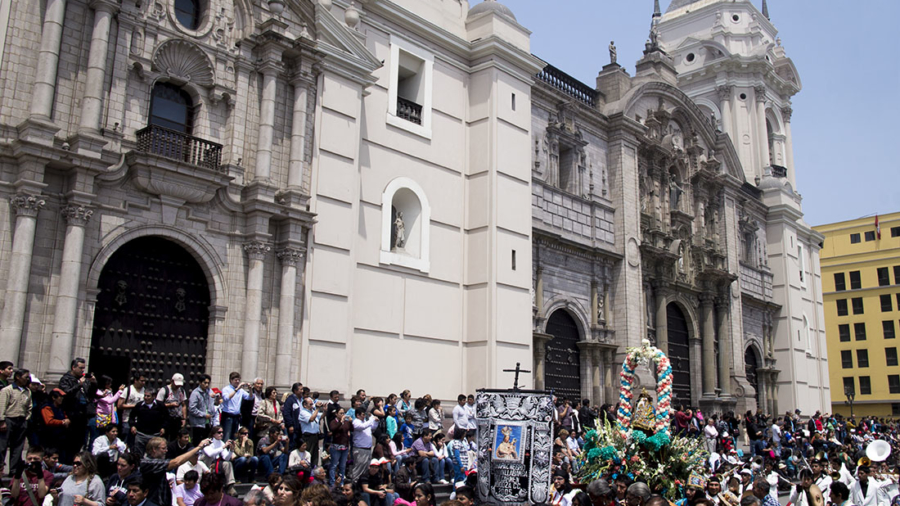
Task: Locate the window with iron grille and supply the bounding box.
[837,299,848,316]
[887,347,898,367]
[834,273,846,291]
[844,377,856,395]
[859,376,871,395]
[882,294,893,313]
[851,233,861,244]
[852,298,864,315]
[865,231,876,242]
[885,321,896,339]
[878,267,891,287]
[857,349,869,368]
[850,271,861,289]
[890,375,900,394]
[841,350,853,368]
[839,324,851,342]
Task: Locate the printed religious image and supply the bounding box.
[493,422,525,463]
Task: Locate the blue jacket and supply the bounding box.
[283,394,301,431]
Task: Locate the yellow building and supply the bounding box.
[815,213,900,418]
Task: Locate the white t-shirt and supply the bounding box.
[289,450,311,468]
[465,403,476,430]
[705,424,719,439]
[174,483,203,506]
[176,461,210,482]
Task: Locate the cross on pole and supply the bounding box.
[503,362,531,390]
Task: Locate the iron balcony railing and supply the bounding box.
[396,96,423,125]
[536,64,598,107]
[136,124,224,171]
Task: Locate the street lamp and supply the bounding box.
[844,385,855,418]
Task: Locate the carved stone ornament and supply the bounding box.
[11,194,46,217]
[152,40,215,87]
[61,205,94,226]
[243,241,271,260]
[276,248,305,266]
[781,106,793,122]
[754,85,767,104]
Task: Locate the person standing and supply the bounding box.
[140,436,212,506]
[220,373,250,442]
[0,369,32,475]
[117,373,146,448]
[188,375,216,444]
[0,362,14,389]
[282,383,302,449]
[451,396,468,434]
[157,374,188,442]
[129,390,170,458]
[59,358,92,463]
[298,397,323,468]
[465,395,477,437]
[349,407,380,482]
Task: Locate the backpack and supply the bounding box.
[373,416,387,441]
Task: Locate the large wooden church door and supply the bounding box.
[545,310,582,401]
[666,303,693,407]
[89,237,210,391]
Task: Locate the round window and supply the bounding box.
[732,14,740,22]
[174,0,201,30]
[686,53,695,63]
[739,93,747,100]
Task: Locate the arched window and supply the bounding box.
[766,119,775,166]
[149,83,194,133]
[174,0,201,30]
[381,178,430,273]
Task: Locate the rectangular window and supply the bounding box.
[893,227,900,238]
[841,350,853,368]
[883,294,894,312]
[851,233,861,244]
[865,231,876,241]
[850,271,861,289]
[893,403,900,416]
[885,320,896,339]
[834,273,846,291]
[855,322,867,341]
[895,266,900,285]
[387,37,434,138]
[837,299,848,316]
[857,349,869,368]
[887,347,898,367]
[852,297,864,315]
[878,267,891,286]
[844,377,856,395]
[890,375,900,394]
[839,324,851,342]
[860,376,872,395]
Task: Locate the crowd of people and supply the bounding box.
[1,358,898,506]
[546,402,900,506]
[0,359,483,506]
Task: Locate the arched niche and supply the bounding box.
[380,177,430,273]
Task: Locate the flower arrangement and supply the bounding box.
[577,341,706,500]
[575,420,709,500]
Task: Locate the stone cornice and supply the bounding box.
[534,232,622,263]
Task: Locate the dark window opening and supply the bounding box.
[857,349,869,368]
[885,320,896,339]
[844,377,855,396]
[839,324,851,342]
[887,347,898,367]
[849,271,861,290]
[882,294,893,313]
[174,0,201,30]
[890,375,900,394]
[852,297,864,315]
[834,272,846,291]
[837,299,848,316]
[841,350,852,369]
[865,231,876,242]
[859,376,871,395]
[851,233,861,244]
[150,83,194,133]
[878,267,891,286]
[855,322,867,341]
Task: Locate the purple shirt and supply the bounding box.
[411,438,434,456]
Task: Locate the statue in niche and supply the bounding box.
[677,243,685,274]
[609,41,617,64]
[393,212,406,250]
[669,178,683,210]
[597,293,605,322]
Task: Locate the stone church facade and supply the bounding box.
[0,0,829,412]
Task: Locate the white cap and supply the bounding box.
[29,374,41,385]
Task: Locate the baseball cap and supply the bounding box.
[51,388,66,396]
[29,374,41,385]
[172,373,185,386]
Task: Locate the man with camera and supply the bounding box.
[298,397,324,467]
[9,446,51,506]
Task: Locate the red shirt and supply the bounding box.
[15,470,53,506]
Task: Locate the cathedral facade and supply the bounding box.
[0,0,829,412]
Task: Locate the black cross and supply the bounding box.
[503,362,531,390]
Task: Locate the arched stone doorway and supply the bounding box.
[545,310,582,401]
[88,237,211,390]
[666,303,692,406]
[745,346,761,409]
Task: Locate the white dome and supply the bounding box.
[467,0,516,22]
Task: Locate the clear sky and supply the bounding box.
[471,0,899,226]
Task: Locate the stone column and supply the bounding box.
[274,247,304,386]
[254,63,281,181]
[717,299,732,395]
[604,349,616,403]
[535,266,544,316]
[591,281,599,327]
[287,77,310,188]
[769,372,779,415]
[781,106,795,187]
[32,0,67,119]
[591,347,602,405]
[655,284,669,353]
[532,333,553,390]
[701,295,717,396]
[754,86,769,170]
[716,85,734,140]
[48,205,94,374]
[78,0,117,133]
[242,242,270,379]
[0,195,46,363]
